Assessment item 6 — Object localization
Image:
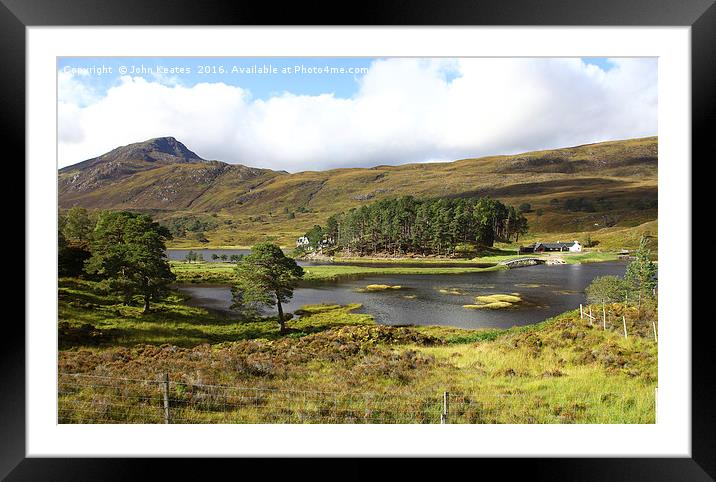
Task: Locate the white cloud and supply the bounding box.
[58,70,100,106]
[58,58,657,170]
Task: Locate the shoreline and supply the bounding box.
[169,252,626,285]
[171,257,620,286]
[170,261,509,285]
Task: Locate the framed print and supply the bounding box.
[8,0,712,479]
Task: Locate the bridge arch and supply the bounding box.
[500,257,547,267]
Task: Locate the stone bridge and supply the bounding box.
[500,257,548,267]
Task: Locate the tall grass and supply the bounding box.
[59,276,657,424]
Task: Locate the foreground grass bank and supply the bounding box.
[59,278,376,346]
[58,278,656,423]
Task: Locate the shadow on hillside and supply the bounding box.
[453,177,629,198]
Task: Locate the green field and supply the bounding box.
[58,277,657,423]
[171,259,510,284]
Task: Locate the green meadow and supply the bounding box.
[59,277,656,424]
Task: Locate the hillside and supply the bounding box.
[59,136,657,248]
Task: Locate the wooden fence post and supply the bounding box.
[579,304,583,320]
[622,316,628,339]
[441,391,449,424]
[653,321,658,343]
[588,306,593,326]
[602,303,606,330]
[162,373,170,424]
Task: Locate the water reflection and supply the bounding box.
[178,261,628,329]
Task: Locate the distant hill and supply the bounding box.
[60,137,203,191]
[58,136,657,247]
[59,137,278,209]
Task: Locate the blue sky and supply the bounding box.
[58,57,376,103]
[58,56,615,103]
[581,57,615,70]
[57,57,656,171]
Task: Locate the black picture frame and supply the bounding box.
[6,0,710,479]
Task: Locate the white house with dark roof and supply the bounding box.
[520,240,582,253]
[296,236,310,247]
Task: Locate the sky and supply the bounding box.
[57,57,657,171]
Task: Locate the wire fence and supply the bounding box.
[58,372,444,424]
[58,372,656,424]
[578,300,658,341]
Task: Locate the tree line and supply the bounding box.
[302,196,528,256]
[183,251,245,262]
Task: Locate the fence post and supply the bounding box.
[162,373,171,424]
[622,316,628,339]
[441,391,449,424]
[602,303,606,330]
[579,304,583,320]
[588,305,593,326]
[653,321,658,343]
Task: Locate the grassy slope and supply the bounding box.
[59,278,656,423]
[512,219,658,252]
[60,137,658,249]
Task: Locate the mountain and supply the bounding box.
[59,137,277,206]
[58,136,658,247]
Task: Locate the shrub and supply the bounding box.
[585,276,628,304]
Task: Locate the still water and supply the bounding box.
[166,249,324,267]
[177,261,627,329]
[166,249,251,261]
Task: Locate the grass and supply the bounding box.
[169,261,510,285]
[561,252,620,264]
[301,264,507,282]
[475,294,522,303]
[357,284,403,292]
[463,294,523,310]
[463,302,513,310]
[58,277,657,424]
[511,220,658,254]
[328,245,628,265]
[59,278,373,347]
[171,260,238,284]
[331,249,512,264]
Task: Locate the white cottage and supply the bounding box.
[521,240,582,253]
[568,241,582,252]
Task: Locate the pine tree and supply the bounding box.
[232,243,304,333]
[85,211,175,313]
[625,236,658,299]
